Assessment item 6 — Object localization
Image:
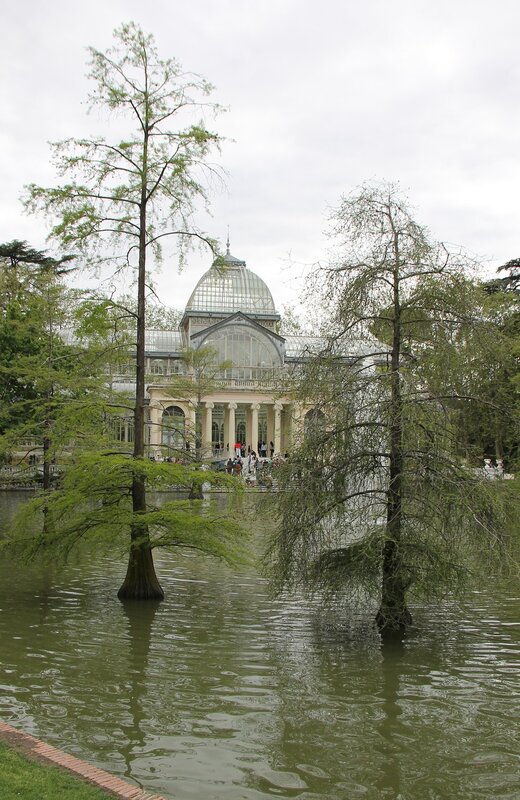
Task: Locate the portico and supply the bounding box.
[148,393,298,458]
[141,242,321,460]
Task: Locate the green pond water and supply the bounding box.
[0,491,519,799]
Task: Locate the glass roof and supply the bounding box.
[185,251,277,316]
[145,330,182,351]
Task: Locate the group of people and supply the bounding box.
[230,440,275,459]
[483,458,508,480]
[226,450,265,477]
[225,448,287,486]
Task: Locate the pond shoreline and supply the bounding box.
[0,719,166,800]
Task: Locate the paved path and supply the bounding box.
[0,720,167,799]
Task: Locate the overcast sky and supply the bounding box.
[2,0,519,315]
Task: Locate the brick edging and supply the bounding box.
[0,720,167,800]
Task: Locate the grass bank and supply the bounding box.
[0,741,111,800]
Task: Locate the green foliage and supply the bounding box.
[267,182,520,626]
[467,275,520,464]
[0,240,75,274]
[0,241,123,469]
[6,453,248,565]
[23,22,223,267]
[486,257,520,294]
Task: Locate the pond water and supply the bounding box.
[0,491,519,799]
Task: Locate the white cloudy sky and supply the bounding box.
[1,0,519,315]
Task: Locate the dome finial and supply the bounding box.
[226,226,230,256]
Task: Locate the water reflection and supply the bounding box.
[119,601,161,785]
[375,634,406,799]
[1,492,520,799]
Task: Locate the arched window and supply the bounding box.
[236,421,246,445]
[212,420,224,449]
[202,324,281,380]
[161,406,185,450]
[304,408,325,438]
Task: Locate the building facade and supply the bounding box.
[6,243,378,473]
[139,245,310,459]
[117,244,379,461]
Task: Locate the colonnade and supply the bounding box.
[148,398,298,457]
[203,400,286,455]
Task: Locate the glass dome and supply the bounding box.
[185,250,277,316]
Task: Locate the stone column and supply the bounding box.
[148,402,162,447]
[267,404,275,451]
[226,403,237,455]
[204,401,214,456]
[250,403,260,454]
[274,402,283,454]
[186,403,197,452]
[290,402,303,450]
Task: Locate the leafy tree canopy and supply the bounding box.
[17,23,243,600]
[266,182,520,632]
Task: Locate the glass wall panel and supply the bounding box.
[162,405,185,450]
[110,416,134,443]
[211,405,225,453]
[202,325,281,380]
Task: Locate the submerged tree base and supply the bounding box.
[375,605,413,631]
[117,546,165,601]
[117,580,165,601]
[188,482,204,500]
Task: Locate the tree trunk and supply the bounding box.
[42,433,53,536]
[118,473,164,600]
[376,228,412,631]
[189,401,204,499]
[189,481,203,500]
[42,434,51,492]
[117,540,164,600]
[118,131,163,601]
[376,540,412,630]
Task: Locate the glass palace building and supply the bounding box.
[117,244,371,459]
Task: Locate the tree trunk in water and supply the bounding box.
[117,540,164,600]
[118,474,164,601]
[376,233,412,632]
[188,480,203,499]
[376,539,412,630]
[42,434,53,536]
[117,160,164,601]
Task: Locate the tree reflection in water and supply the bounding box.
[119,600,161,785]
[1,493,520,799]
[375,631,406,799]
